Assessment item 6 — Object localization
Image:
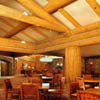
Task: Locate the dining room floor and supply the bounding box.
[0,76,68,100]
[0,89,68,100]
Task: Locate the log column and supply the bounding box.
[65,46,81,82]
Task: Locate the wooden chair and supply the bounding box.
[68,82,80,100]
[45,77,65,100]
[76,77,85,90]
[4,79,20,100]
[83,74,92,80]
[53,74,63,87]
[76,77,91,90]
[20,83,39,100]
[77,90,100,100]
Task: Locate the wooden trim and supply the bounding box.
[43,0,76,13]
[59,9,81,27]
[0,5,65,32]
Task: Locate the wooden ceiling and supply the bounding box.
[0,0,100,56]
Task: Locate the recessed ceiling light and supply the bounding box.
[23,12,29,16]
[21,41,25,44]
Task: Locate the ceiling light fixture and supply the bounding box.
[40,57,53,62]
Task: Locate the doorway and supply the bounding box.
[0,60,9,76]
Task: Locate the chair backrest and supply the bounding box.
[70,82,80,93]
[53,74,63,86]
[67,80,80,100]
[77,90,100,100]
[76,77,85,90]
[45,72,53,77]
[83,74,92,79]
[4,79,12,90]
[21,83,39,100]
[31,77,41,82]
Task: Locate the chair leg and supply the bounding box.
[61,94,63,100]
[19,93,21,100]
[5,92,8,100]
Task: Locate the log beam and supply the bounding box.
[4,23,29,38]
[17,0,70,35]
[35,29,100,53]
[0,37,35,53]
[86,0,100,17]
[0,5,65,33]
[44,0,76,13]
[71,22,100,35]
[59,9,81,27]
[36,21,100,45]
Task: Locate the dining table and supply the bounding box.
[41,76,53,84]
[16,82,58,93]
[16,82,60,100]
[82,88,100,95]
[84,78,100,88]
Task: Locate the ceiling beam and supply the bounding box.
[0,5,65,33]
[58,9,81,27]
[43,0,76,13]
[16,0,70,35]
[21,31,38,42]
[86,0,100,17]
[0,37,35,53]
[36,21,100,45]
[0,51,12,57]
[71,21,100,35]
[4,23,29,38]
[35,34,100,53]
[35,28,100,52]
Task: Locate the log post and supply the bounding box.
[65,46,81,82]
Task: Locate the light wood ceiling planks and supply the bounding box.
[0,0,100,54]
